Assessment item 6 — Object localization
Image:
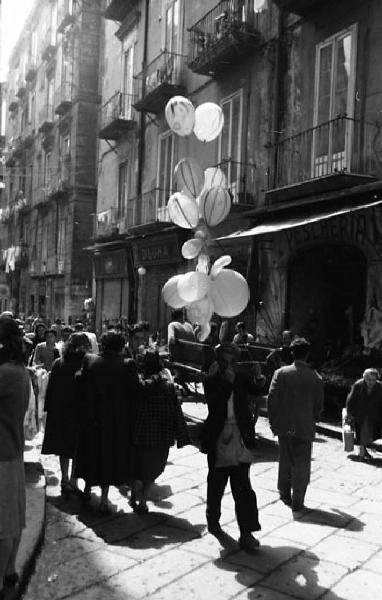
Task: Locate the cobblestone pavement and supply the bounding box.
[24,415,382,600]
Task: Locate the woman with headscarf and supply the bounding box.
[75,331,139,513]
[129,350,190,514]
[0,318,30,598]
[346,368,382,460]
[41,333,91,495]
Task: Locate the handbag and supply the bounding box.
[342,408,354,452]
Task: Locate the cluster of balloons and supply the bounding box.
[162,249,249,341]
[165,96,224,142]
[161,95,249,340]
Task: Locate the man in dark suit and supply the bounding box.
[267,337,323,512]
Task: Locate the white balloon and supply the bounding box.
[165,96,195,136]
[211,255,232,278]
[181,238,203,260]
[174,158,204,199]
[162,275,186,309]
[177,271,210,303]
[199,186,231,227]
[187,295,214,325]
[203,167,227,190]
[167,192,199,229]
[210,269,249,317]
[196,322,211,342]
[193,102,224,143]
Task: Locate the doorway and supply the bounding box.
[287,244,367,361]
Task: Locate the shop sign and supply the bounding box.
[94,250,128,277]
[135,235,180,266]
[285,212,369,252]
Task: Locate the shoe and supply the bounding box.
[239,533,260,552]
[207,522,224,536]
[3,572,19,587]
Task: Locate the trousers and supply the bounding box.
[277,435,312,505]
[206,456,260,534]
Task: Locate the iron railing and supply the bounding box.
[215,159,257,204]
[126,188,173,229]
[54,82,74,114]
[25,61,37,81]
[38,105,54,128]
[134,51,186,104]
[188,0,273,67]
[94,207,119,239]
[270,116,381,190]
[99,92,136,130]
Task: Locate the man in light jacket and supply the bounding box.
[267,337,323,511]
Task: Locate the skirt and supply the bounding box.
[132,446,169,482]
[0,457,26,539]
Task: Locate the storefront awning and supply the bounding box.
[217,198,382,240]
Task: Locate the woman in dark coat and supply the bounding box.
[75,331,139,513]
[346,368,382,459]
[41,333,91,495]
[130,350,190,514]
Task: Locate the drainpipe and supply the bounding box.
[271,7,285,189]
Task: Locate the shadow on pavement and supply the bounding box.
[347,454,382,467]
[299,507,364,530]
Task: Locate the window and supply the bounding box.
[57,218,66,263]
[165,0,180,53]
[122,46,134,118]
[219,89,243,201]
[44,152,52,189]
[157,131,175,209]
[118,162,129,217]
[41,220,48,265]
[313,25,357,176]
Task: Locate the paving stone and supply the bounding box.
[225,536,305,574]
[236,584,300,599]
[340,512,382,543]
[26,549,136,600]
[149,490,202,515]
[272,521,334,546]
[363,549,382,573]
[320,568,382,600]
[260,554,348,600]
[304,486,359,508]
[351,499,382,515]
[106,547,209,598]
[66,582,126,600]
[299,506,356,529]
[306,532,378,568]
[143,559,262,600]
[255,513,291,539]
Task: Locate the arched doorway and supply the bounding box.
[287,244,367,361]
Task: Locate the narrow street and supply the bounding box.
[24,415,382,600]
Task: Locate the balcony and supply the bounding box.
[272,0,329,17]
[99,92,136,140]
[214,159,257,206]
[266,116,380,205]
[125,188,172,231]
[104,0,139,22]
[8,100,18,113]
[134,51,186,114]
[188,0,266,76]
[41,30,57,61]
[25,61,38,82]
[57,0,77,33]
[94,207,119,240]
[16,79,27,98]
[48,156,72,198]
[38,105,55,134]
[54,82,73,116]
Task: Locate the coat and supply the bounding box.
[267,361,324,442]
[346,379,382,442]
[0,362,30,461]
[200,370,265,461]
[74,352,139,486]
[41,354,84,458]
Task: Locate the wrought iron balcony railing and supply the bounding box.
[94,207,119,239]
[57,0,77,32]
[215,159,257,204]
[8,100,18,113]
[99,92,136,140]
[134,51,186,114]
[41,29,57,61]
[47,156,72,198]
[188,0,271,75]
[268,116,381,193]
[104,0,139,22]
[16,78,27,98]
[54,82,73,115]
[125,188,172,229]
[25,61,38,82]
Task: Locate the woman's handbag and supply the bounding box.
[342,408,354,452]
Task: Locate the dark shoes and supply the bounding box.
[239,533,260,552]
[280,494,292,506]
[292,502,305,512]
[207,522,224,536]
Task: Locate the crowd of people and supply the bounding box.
[1,307,382,597]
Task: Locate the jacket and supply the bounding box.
[200,370,265,457]
[346,378,382,442]
[0,362,30,461]
[267,361,323,441]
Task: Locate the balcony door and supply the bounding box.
[157,131,175,220]
[122,46,134,119]
[219,89,243,202]
[164,0,181,83]
[313,25,357,177]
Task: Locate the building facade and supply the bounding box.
[3,0,101,323]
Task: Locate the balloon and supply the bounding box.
[196,322,211,342]
[187,295,214,325]
[162,275,186,309]
[211,255,232,278]
[199,186,231,227]
[174,158,204,199]
[165,96,195,136]
[167,192,199,229]
[194,229,207,240]
[193,102,224,142]
[203,167,227,190]
[177,271,210,303]
[210,269,249,317]
[181,238,203,260]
